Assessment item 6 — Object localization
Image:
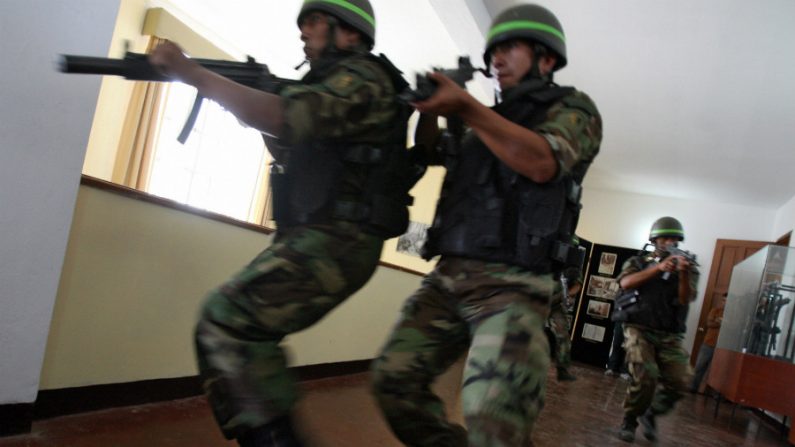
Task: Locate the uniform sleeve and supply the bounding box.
[535,90,602,180]
[279,61,396,145]
[617,256,643,283]
[687,266,700,302]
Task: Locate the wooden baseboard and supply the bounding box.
[0,403,33,437]
[1,359,372,437]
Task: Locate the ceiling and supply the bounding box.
[153,0,795,209]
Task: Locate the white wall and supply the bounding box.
[578,188,777,349]
[0,1,120,404]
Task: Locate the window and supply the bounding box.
[80,8,275,227]
[145,82,272,224]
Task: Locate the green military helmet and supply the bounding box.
[484,3,567,70]
[298,0,376,46]
[649,216,685,242]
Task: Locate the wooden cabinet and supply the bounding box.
[708,348,795,444]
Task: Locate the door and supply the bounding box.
[690,239,768,363]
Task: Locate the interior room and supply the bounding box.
[2,0,794,445]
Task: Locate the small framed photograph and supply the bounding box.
[396,221,430,258]
[587,275,621,300]
[582,323,606,342]
[598,252,618,275]
[586,299,611,319]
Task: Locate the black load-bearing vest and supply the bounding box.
[269,52,414,239]
[615,256,690,333]
[421,80,587,273]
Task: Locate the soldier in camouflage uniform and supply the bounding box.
[613,217,699,443]
[547,267,582,381]
[371,4,602,446]
[150,1,413,445]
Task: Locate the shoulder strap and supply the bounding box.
[527,86,575,104]
[342,53,410,93]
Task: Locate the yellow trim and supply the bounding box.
[141,8,233,59]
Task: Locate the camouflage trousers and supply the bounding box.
[371,257,556,447]
[194,222,383,439]
[547,294,572,369]
[622,325,693,419]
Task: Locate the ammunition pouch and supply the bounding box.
[271,141,412,238]
[611,289,639,322]
[270,166,289,222]
[551,241,586,269]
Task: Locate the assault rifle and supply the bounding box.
[400,56,490,161]
[399,56,489,103]
[59,51,297,143]
[662,245,698,265]
[660,245,698,280]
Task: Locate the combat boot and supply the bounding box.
[616,417,637,443]
[557,367,577,382]
[237,416,305,447]
[639,409,657,441]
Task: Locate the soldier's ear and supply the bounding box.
[539,54,557,75]
[335,24,363,49]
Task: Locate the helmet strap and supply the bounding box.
[523,43,553,83]
[324,15,339,55]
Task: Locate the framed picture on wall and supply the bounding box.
[586,299,611,319]
[586,275,621,300]
[396,221,430,258]
[581,323,606,342]
[378,169,445,275]
[598,252,618,275]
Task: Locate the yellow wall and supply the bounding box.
[81,0,234,181]
[39,184,422,389]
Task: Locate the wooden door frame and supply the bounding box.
[691,239,769,363]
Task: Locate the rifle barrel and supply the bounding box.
[59,52,294,91]
[59,54,171,82]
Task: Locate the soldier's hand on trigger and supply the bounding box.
[411,72,472,117]
[656,256,679,274]
[656,255,689,275]
[149,41,200,82]
[675,255,691,271]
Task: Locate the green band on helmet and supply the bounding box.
[488,20,565,44]
[304,0,375,27]
[651,229,684,236]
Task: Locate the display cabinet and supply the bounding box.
[717,244,795,359]
[708,244,795,444]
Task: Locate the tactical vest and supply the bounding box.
[616,256,689,333]
[421,80,587,273]
[270,53,413,239]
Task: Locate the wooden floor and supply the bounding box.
[1,362,791,446]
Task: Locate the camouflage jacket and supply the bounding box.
[269,51,413,238]
[279,52,404,146]
[422,81,602,271]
